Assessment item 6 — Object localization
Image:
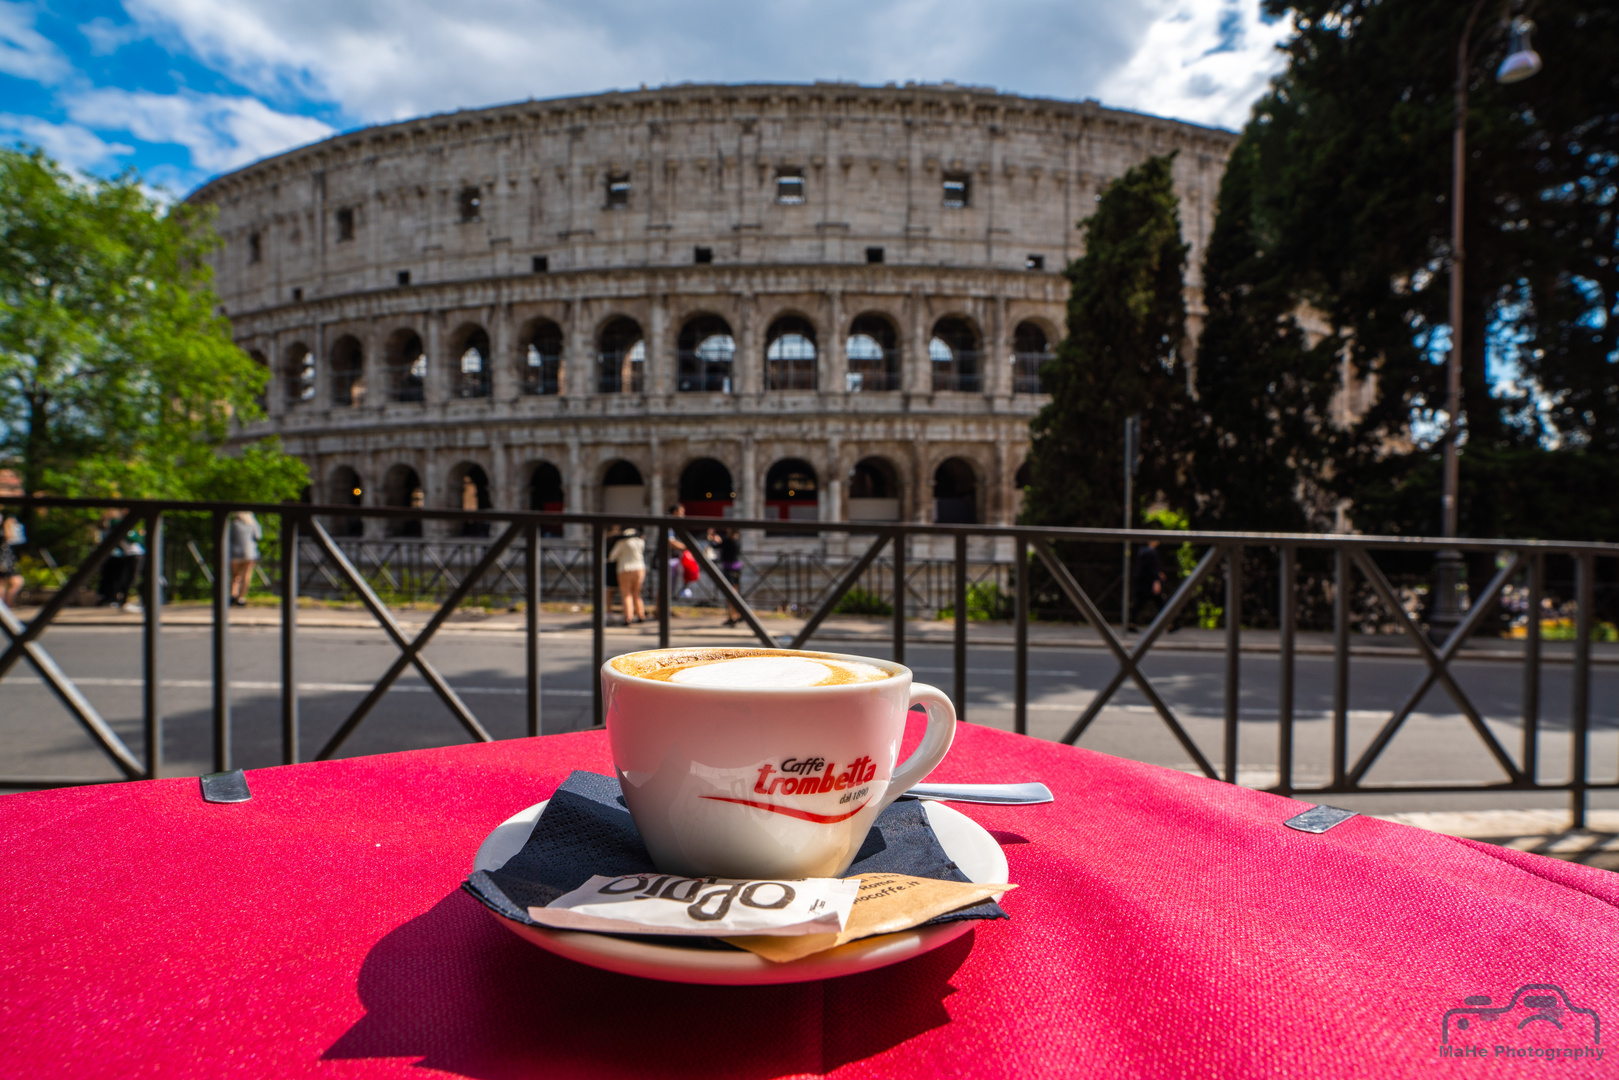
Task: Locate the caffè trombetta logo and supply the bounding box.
[700,756,880,823]
[1439,984,1601,1062]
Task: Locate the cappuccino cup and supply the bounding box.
[603,647,957,879]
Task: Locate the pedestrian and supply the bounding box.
[229,511,261,607]
[710,526,744,626]
[608,527,647,625]
[0,514,23,609]
[1130,537,1165,631]
[664,504,688,614]
[96,512,126,606]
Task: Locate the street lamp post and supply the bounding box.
[1430,3,1542,639]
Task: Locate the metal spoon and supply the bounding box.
[899,782,1054,805]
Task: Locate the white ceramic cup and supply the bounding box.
[603,648,957,879]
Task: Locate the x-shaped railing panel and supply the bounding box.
[1345,549,1526,786]
[1034,538,1226,778]
[310,518,516,760]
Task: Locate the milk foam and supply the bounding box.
[667,656,885,688]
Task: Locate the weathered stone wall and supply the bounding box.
[192,83,1237,544]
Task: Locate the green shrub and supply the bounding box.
[833,586,893,616]
[938,581,1013,622]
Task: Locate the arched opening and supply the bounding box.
[450,462,492,537]
[929,317,981,393]
[846,314,899,392]
[382,464,423,537]
[1013,459,1032,519]
[765,316,817,391]
[678,458,735,518]
[326,465,364,536]
[385,329,426,403]
[598,318,644,394]
[848,457,901,522]
[933,458,978,524]
[765,458,819,522]
[522,320,563,396]
[454,326,492,399]
[329,335,364,408]
[528,461,565,536]
[677,314,735,393]
[601,460,646,515]
[1012,321,1054,394]
[283,342,314,406]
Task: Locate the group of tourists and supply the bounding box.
[603,505,745,627]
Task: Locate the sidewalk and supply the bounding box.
[1374,810,1619,872]
[18,600,1619,664]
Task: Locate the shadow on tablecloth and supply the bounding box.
[323,888,973,1079]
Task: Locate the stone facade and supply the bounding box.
[193,82,1237,549]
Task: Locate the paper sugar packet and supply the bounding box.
[724,873,1015,963]
[526,874,860,937]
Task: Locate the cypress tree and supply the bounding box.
[1022,153,1190,528]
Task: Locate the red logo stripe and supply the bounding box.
[699,795,872,823]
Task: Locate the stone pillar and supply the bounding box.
[740,438,758,520]
[649,433,665,515]
[313,321,330,411]
[267,332,287,418]
[424,311,446,404]
[825,289,843,395]
[734,290,758,396]
[904,291,927,395]
[566,437,584,539]
[823,436,842,522]
[490,302,517,402]
[491,438,511,510]
[989,295,1010,398]
[649,293,671,397]
[564,299,590,399]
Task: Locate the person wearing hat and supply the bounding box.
[608,526,647,625]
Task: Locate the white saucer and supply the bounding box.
[472,798,1009,985]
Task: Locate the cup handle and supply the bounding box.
[875,683,957,816]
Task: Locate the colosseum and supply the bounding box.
[195,82,1237,556]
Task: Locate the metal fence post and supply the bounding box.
[1224,546,1242,784]
[954,532,968,724]
[1277,545,1296,797]
[526,523,540,739]
[892,530,906,666]
[1571,552,1593,829]
[212,510,231,773]
[1015,534,1029,737]
[656,524,670,649]
[142,512,163,778]
[281,511,299,765]
[592,521,606,729]
[1332,546,1350,790]
[1521,552,1542,784]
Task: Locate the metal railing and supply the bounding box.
[2,495,1615,826]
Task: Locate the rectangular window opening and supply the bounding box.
[606,172,631,208]
[776,170,805,204]
[1025,254,1045,271]
[694,246,713,264]
[248,232,262,263]
[458,186,482,223]
[943,173,971,209]
[397,270,411,286]
[336,207,355,241]
[291,286,303,302]
[532,255,549,273]
[865,247,884,265]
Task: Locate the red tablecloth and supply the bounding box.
[3,720,1615,1079]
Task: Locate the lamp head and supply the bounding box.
[1497,18,1543,84]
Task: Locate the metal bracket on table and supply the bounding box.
[1283,804,1357,833]
[201,770,251,804]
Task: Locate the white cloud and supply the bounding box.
[79,16,146,56]
[62,87,335,172]
[0,1,72,83]
[1095,0,1291,130]
[0,114,133,169]
[116,0,1191,125]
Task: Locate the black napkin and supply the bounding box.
[463,770,1008,941]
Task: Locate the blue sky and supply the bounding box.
[1,0,1290,197]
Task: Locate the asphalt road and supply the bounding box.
[5,623,1616,815]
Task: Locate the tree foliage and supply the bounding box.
[0,146,302,502]
[1204,0,1619,539]
[1023,153,1190,528]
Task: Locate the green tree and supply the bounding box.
[1022,153,1190,528]
[1207,1,1619,539]
[0,146,300,502]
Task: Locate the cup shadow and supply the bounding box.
[324,890,972,1080]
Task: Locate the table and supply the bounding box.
[3,719,1616,1078]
